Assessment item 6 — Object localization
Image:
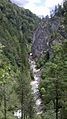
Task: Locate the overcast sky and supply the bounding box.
[10,0,63,17]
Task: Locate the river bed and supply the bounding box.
[29,53,43,114]
[14,53,43,118]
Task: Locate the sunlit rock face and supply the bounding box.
[32,17,66,59]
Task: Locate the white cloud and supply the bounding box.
[10,0,28,6]
[45,0,63,9]
[10,0,63,17]
[24,3,50,16]
[27,0,41,4]
[24,0,63,17]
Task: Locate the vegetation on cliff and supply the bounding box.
[0,0,67,119]
[38,1,67,119]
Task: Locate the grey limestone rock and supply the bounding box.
[32,17,66,59]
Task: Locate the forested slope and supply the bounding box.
[31,1,67,119]
[0,0,40,119]
[0,0,67,119]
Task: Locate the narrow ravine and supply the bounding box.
[14,53,43,118]
[29,53,43,114]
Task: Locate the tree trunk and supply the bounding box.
[56,79,59,119]
[21,90,24,119]
[4,84,7,119]
[24,112,25,119]
[56,97,58,119]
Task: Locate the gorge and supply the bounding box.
[0,0,67,119]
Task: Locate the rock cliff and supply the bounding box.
[32,16,66,59]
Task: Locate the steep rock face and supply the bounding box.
[32,25,50,58]
[32,17,66,58]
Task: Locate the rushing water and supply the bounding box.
[14,53,43,118]
[29,53,43,114]
[14,110,21,118]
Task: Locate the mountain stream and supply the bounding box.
[29,53,43,114]
[14,53,43,118]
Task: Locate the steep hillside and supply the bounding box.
[0,0,40,119]
[0,0,67,119]
[31,1,67,119]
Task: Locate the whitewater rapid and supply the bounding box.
[14,53,43,118]
[29,53,43,114]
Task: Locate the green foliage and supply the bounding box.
[0,0,40,118]
[39,41,67,119]
[36,52,49,68]
[0,44,19,119]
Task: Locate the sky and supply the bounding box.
[10,0,63,17]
